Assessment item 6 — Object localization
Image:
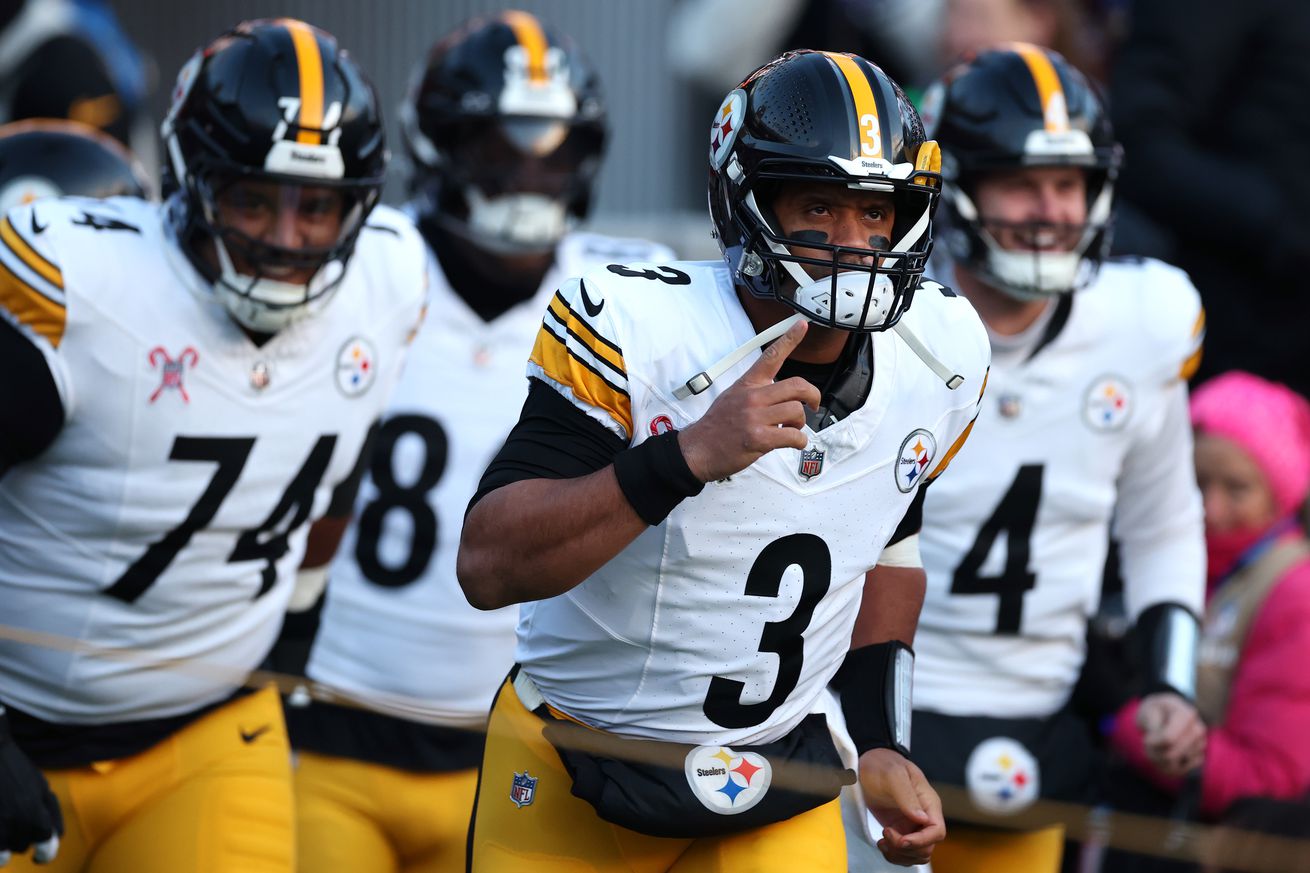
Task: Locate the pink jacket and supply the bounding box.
[1112,561,1310,818]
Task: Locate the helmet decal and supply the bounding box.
[1005,42,1069,134]
[709,89,745,169]
[284,19,325,145]
[501,10,549,83]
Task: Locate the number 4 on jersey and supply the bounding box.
[950,464,1044,635]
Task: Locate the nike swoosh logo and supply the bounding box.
[30,212,46,235]
[239,724,272,744]
[579,280,603,317]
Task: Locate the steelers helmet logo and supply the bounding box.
[336,337,377,396]
[895,428,937,493]
[1083,374,1132,431]
[965,736,1040,815]
[709,89,746,170]
[684,744,772,815]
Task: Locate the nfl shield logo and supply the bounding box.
[799,446,825,480]
[510,770,538,808]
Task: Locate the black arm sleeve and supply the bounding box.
[886,483,926,547]
[467,377,627,512]
[0,317,64,475]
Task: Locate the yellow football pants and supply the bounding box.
[468,678,846,873]
[294,750,478,873]
[930,823,1064,873]
[8,686,293,873]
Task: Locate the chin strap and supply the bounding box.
[673,309,966,401]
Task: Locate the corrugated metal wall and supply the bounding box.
[113,0,718,256]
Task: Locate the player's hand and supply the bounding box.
[859,748,946,867]
[1137,692,1206,777]
[0,712,62,866]
[677,319,821,483]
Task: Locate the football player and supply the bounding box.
[281,12,674,873]
[457,49,992,872]
[901,44,1207,873]
[0,19,426,872]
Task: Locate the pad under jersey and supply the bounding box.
[306,232,675,728]
[915,257,1207,718]
[517,260,992,746]
[0,196,428,724]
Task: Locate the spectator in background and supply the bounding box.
[1111,372,1310,820]
[939,0,1106,83]
[1110,0,1310,398]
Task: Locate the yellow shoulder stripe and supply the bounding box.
[926,417,975,483]
[547,292,626,377]
[531,325,633,439]
[0,217,62,289]
[0,258,65,347]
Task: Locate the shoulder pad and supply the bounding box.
[0,200,70,349]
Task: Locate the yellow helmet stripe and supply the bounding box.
[823,52,882,160]
[1006,42,1068,133]
[502,10,548,83]
[284,19,324,145]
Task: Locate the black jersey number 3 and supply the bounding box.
[703,533,832,729]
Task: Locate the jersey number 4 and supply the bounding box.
[950,464,1044,634]
[703,534,831,729]
[106,435,337,603]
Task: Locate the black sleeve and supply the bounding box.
[0,317,64,475]
[886,483,926,547]
[468,377,627,511]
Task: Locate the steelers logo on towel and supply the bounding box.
[965,736,1040,815]
[336,337,377,396]
[895,428,937,493]
[685,745,772,815]
[1083,374,1132,431]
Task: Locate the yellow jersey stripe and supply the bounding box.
[1180,307,1205,379]
[0,217,62,289]
[1007,42,1067,133]
[547,292,626,377]
[823,52,881,159]
[285,20,324,145]
[1191,307,1206,338]
[503,10,548,82]
[927,369,988,481]
[0,258,66,347]
[531,325,633,438]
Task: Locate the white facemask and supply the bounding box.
[211,237,345,333]
[464,186,570,254]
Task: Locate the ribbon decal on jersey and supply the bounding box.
[510,770,538,808]
[148,346,199,404]
[684,745,773,815]
[895,428,937,492]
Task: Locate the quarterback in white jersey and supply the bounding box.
[902,45,1207,873]
[281,14,677,873]
[459,50,990,872]
[0,21,426,872]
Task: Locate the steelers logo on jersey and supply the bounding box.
[336,336,377,396]
[965,736,1040,815]
[1083,374,1132,431]
[895,428,937,492]
[684,744,773,815]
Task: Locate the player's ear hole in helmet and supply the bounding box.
[0,118,152,212]
[707,49,943,333]
[400,10,606,256]
[161,18,387,335]
[922,42,1122,300]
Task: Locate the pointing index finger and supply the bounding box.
[743,318,808,385]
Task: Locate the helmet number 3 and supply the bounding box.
[860,113,882,158]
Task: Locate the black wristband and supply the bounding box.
[830,641,914,758]
[612,431,704,526]
[1136,602,1200,700]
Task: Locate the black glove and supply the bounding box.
[0,707,62,866]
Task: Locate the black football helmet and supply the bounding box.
[0,118,150,211]
[401,10,606,255]
[922,43,1122,299]
[707,50,942,332]
[161,18,386,333]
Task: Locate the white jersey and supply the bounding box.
[307,231,675,727]
[915,257,1207,718]
[518,261,991,746]
[0,196,427,724]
